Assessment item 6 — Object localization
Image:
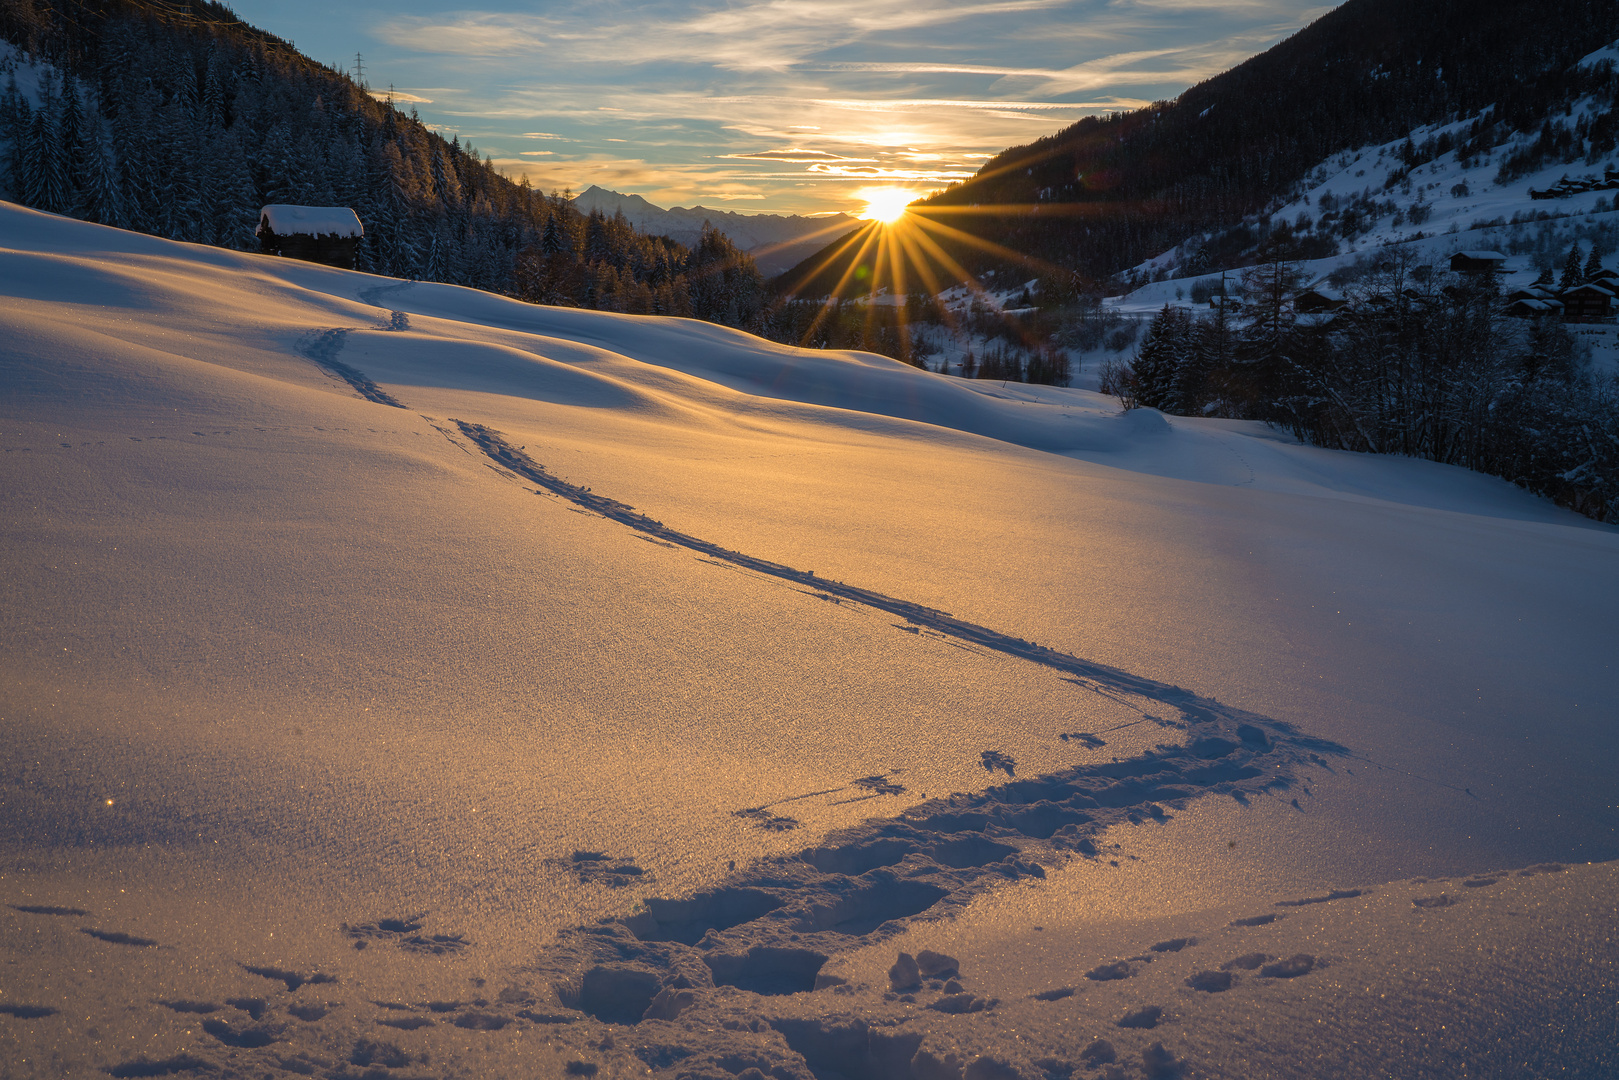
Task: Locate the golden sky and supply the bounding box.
[227,0,1334,215]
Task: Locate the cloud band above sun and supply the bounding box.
[229,0,1331,214]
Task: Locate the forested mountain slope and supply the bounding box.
[0,0,766,325]
[847,0,1619,287]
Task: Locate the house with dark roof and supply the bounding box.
[1559,282,1615,321]
[1449,251,1507,275]
[1507,285,1560,304]
[1294,286,1348,314]
[1505,297,1564,320]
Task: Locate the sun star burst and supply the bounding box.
[859,187,915,224]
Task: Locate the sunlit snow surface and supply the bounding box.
[1,203,1615,1078]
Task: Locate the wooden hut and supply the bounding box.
[1506,286,1559,303]
[256,205,363,269]
[1558,282,1615,322]
[1294,286,1348,314]
[1448,250,1507,275]
[1504,297,1563,320]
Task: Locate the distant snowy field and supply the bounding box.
[1,203,1615,1078]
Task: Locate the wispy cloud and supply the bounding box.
[378,1,1074,70]
[368,89,433,104]
[349,0,1326,213]
[375,13,558,56]
[725,148,878,162]
[805,163,980,182]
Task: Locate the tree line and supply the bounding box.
[1105,248,1619,522]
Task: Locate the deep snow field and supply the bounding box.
[1,202,1616,1079]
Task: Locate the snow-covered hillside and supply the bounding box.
[1,202,1615,1078]
[1119,39,1619,334]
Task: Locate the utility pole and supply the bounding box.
[352,52,367,87]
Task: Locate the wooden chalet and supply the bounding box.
[1505,297,1563,320]
[1507,285,1559,304]
[1294,286,1348,314]
[1449,250,1507,275]
[256,205,364,269]
[1559,282,1615,322]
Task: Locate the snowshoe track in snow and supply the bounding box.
[181,342,1557,1079]
[296,327,408,409]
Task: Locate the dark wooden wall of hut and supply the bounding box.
[258,231,359,270]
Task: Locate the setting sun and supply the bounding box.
[858,187,915,224]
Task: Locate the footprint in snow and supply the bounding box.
[1258,954,1317,978]
[1116,1004,1162,1029]
[547,851,651,885]
[980,750,1016,776]
[733,807,799,831]
[1185,970,1233,992]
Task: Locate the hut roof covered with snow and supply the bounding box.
[256,205,363,270]
[1294,286,1348,314]
[256,205,364,239]
[1505,298,1562,319]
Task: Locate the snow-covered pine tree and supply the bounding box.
[154,77,202,242]
[257,122,297,207]
[113,84,160,234]
[0,75,28,200]
[209,129,257,249]
[430,140,461,211]
[77,120,123,227]
[1182,295,1233,416]
[1560,244,1583,288]
[1583,244,1605,282]
[24,85,71,213]
[200,48,225,131]
[1132,303,1192,411]
[57,75,83,203]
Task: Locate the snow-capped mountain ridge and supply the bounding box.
[1121,37,1619,307]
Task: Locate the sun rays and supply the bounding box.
[779,191,1091,364]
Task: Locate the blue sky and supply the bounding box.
[226,0,1335,215]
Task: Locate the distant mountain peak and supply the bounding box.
[577,185,660,212]
[573,185,842,222]
[571,187,856,277]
